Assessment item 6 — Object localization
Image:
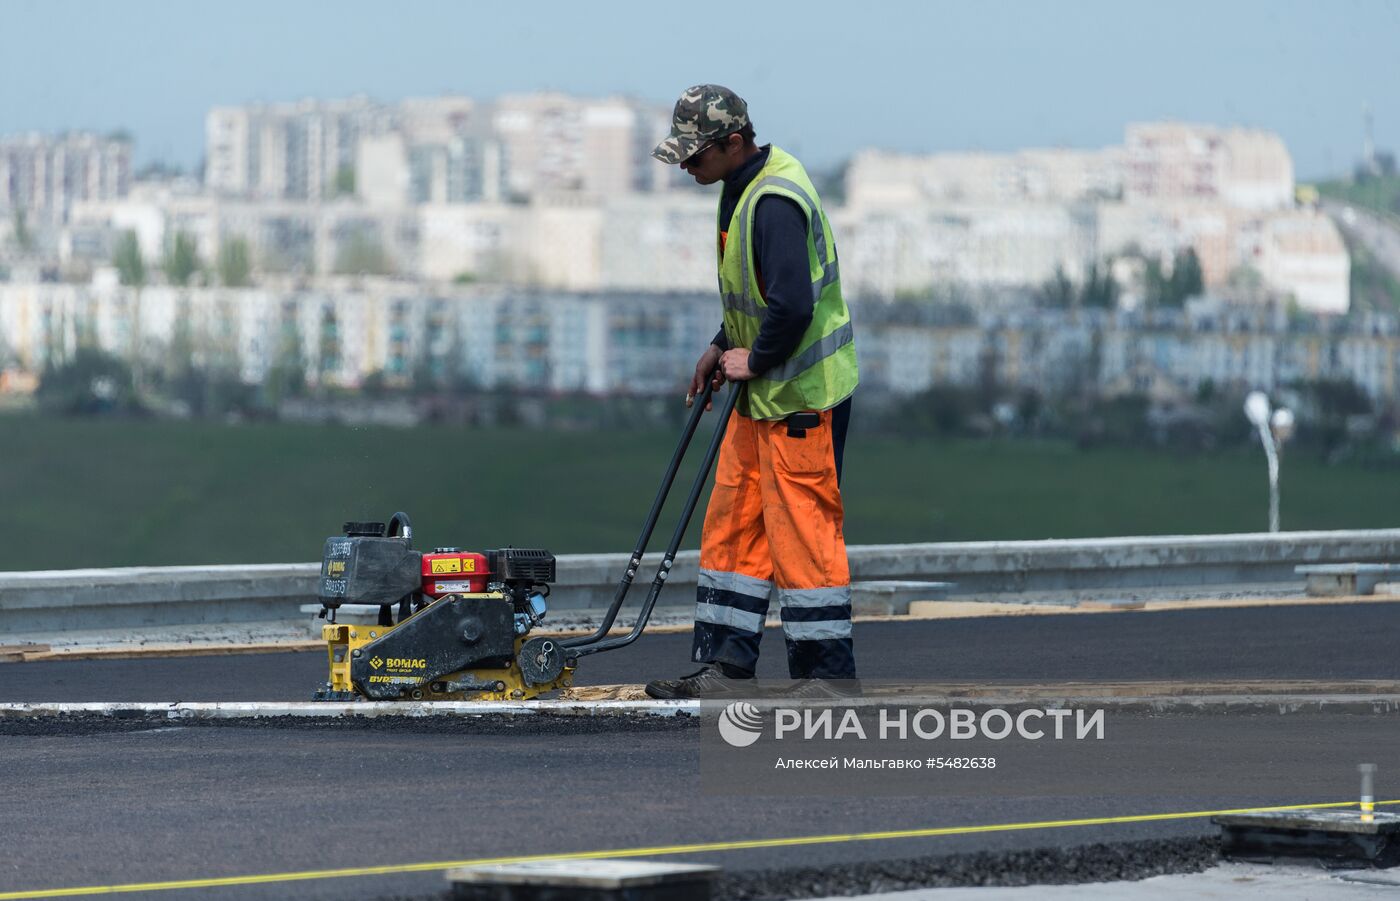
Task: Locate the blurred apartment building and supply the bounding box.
[853,301,1400,403]
[490,93,675,198]
[1,113,1355,327]
[46,92,697,290]
[0,132,132,226]
[3,283,1398,403]
[206,96,386,201]
[1123,122,1295,209]
[61,186,715,293]
[204,93,674,204]
[0,282,715,395]
[841,123,1347,313]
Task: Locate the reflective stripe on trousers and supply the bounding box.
[691,405,855,679]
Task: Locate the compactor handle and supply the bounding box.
[566,381,744,659]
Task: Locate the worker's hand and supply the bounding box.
[719,348,757,382]
[687,344,726,410]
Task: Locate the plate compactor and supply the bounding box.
[313,381,742,702]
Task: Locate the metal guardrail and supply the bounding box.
[2,529,1398,637]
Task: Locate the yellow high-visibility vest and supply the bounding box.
[717,146,858,419]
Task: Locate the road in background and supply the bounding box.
[1326,198,1400,275]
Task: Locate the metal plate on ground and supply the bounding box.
[446,858,718,901]
[1215,809,1400,867]
[1215,810,1400,834]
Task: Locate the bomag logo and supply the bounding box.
[369,656,384,670]
[386,658,427,669]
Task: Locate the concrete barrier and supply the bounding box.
[1297,563,1399,597]
[2,529,1397,637]
[0,564,315,635]
[849,530,1400,597]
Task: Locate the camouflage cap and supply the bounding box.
[651,84,750,164]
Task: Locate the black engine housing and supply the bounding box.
[319,533,421,609]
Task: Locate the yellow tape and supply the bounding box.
[3,799,1394,899]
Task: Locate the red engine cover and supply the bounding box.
[420,551,489,597]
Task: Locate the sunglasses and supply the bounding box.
[682,132,737,167]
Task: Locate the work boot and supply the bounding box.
[778,678,863,700]
[644,664,757,699]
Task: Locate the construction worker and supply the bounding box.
[644,85,859,699]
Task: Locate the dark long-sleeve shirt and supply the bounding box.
[712,146,814,376]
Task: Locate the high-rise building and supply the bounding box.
[205,96,392,201]
[0,132,132,225]
[493,93,672,199]
[845,147,1124,208]
[393,97,504,205]
[1253,212,1350,314]
[1124,123,1293,210]
[206,93,670,206]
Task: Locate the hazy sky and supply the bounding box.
[3,0,1397,179]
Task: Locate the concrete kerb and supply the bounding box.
[5,690,1400,722]
[0,700,700,720]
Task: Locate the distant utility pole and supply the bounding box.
[1363,102,1377,175]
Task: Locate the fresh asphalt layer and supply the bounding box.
[2,604,1399,900]
[0,715,1396,900]
[5,602,1400,702]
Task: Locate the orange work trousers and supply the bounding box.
[692,405,855,679]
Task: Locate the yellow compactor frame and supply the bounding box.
[322,593,574,701]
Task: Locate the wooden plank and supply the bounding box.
[0,644,51,655]
[4,641,322,664]
[0,644,51,663]
[564,679,1400,703]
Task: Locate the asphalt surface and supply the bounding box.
[1,712,1396,900]
[3,604,1399,900]
[3,603,1400,701]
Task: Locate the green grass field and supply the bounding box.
[1,415,1397,571]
